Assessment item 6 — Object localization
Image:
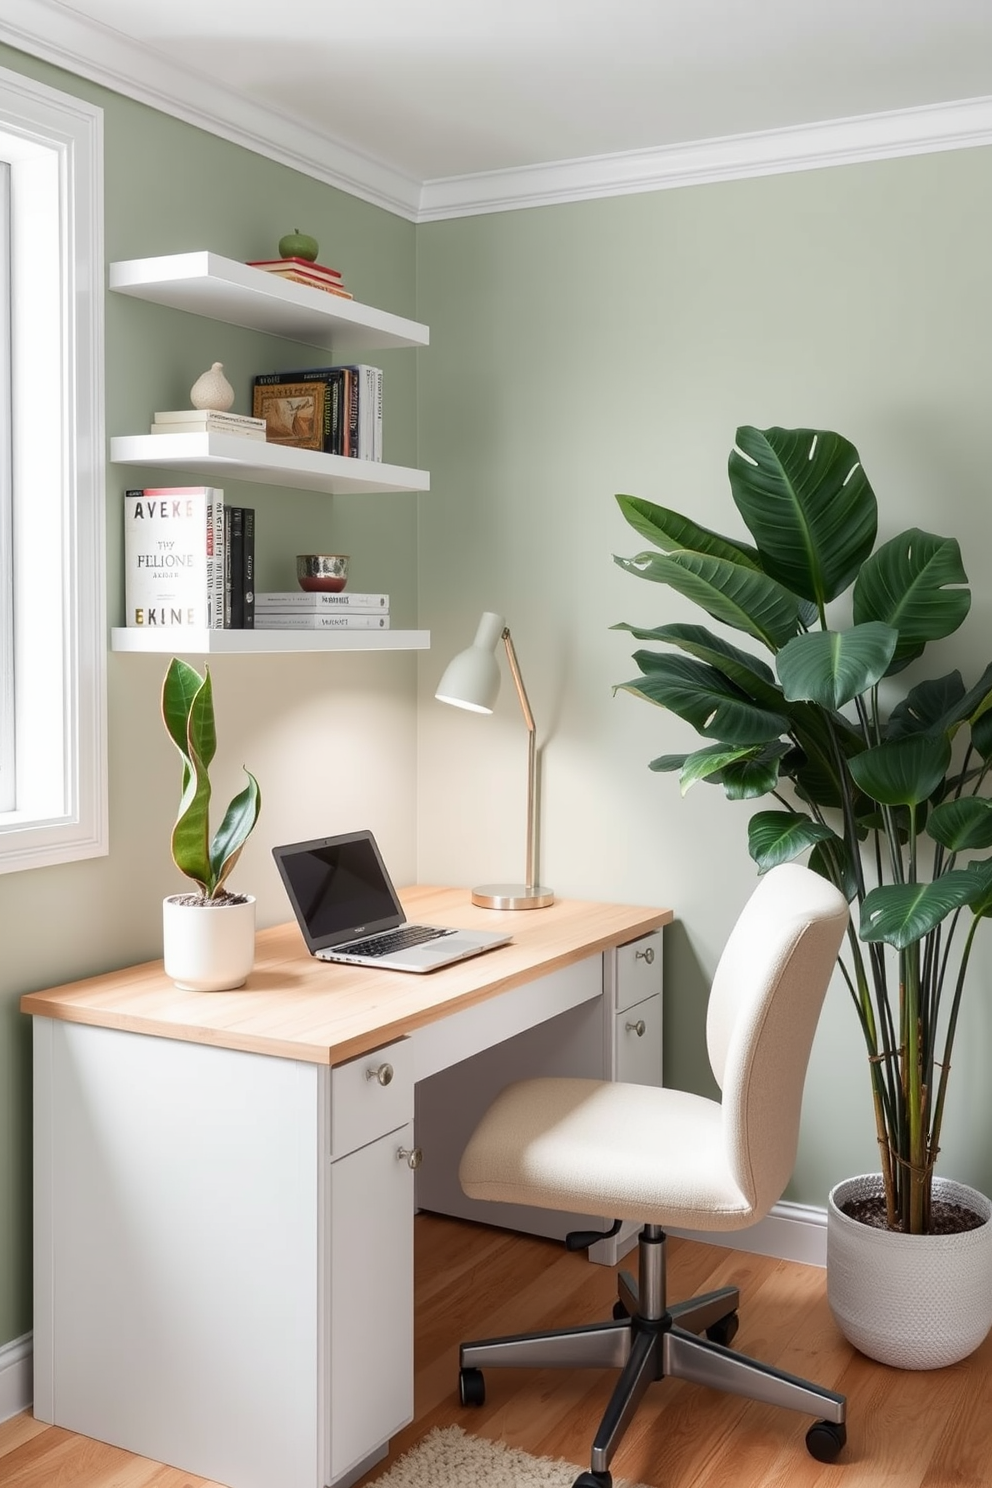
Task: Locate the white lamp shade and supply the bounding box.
[435,611,504,713]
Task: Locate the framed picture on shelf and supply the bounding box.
[252,381,325,449]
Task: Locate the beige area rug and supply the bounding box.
[366,1426,654,1488]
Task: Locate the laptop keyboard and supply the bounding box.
[347,924,454,957]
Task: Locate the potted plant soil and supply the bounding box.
[613,423,992,1368]
[161,657,262,992]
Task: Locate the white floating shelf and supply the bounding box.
[109,252,429,355]
[111,628,430,655]
[110,432,429,495]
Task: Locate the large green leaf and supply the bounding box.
[649,753,688,773]
[852,529,970,671]
[617,652,789,743]
[860,871,985,949]
[210,770,262,894]
[611,622,783,707]
[163,661,215,894]
[776,624,898,709]
[171,731,212,896]
[161,658,200,796]
[927,798,992,851]
[186,667,218,774]
[728,426,877,606]
[965,858,992,918]
[928,662,992,737]
[614,495,760,566]
[848,733,951,807]
[613,550,799,649]
[721,742,792,799]
[747,810,838,870]
[972,709,992,763]
[677,743,753,792]
[675,741,789,797]
[886,672,966,740]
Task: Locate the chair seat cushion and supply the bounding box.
[459,1077,758,1231]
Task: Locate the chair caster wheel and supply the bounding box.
[572,1472,612,1488]
[806,1419,847,1462]
[612,1299,629,1320]
[705,1311,739,1347]
[459,1366,485,1407]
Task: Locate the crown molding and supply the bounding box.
[418,94,992,220]
[3,1,992,224]
[0,0,423,220]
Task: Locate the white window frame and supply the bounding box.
[0,66,107,873]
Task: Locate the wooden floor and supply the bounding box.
[3,1212,991,1488]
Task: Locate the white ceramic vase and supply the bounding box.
[189,361,235,411]
[827,1173,992,1369]
[163,894,256,992]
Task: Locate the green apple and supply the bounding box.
[278,228,319,262]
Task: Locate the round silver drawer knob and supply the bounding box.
[625,1019,646,1037]
[635,945,655,965]
[366,1062,394,1086]
[397,1146,423,1169]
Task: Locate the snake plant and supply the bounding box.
[614,425,992,1235]
[161,657,261,900]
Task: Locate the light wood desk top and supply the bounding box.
[21,886,672,1066]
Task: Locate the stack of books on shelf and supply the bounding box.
[245,256,353,300]
[150,409,267,440]
[124,486,255,630]
[254,591,390,631]
[252,364,382,459]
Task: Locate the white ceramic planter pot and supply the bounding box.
[827,1173,992,1370]
[163,894,256,992]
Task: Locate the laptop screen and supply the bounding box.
[272,832,404,951]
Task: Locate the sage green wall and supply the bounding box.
[4,35,992,1368]
[0,44,421,1348]
[415,147,992,1212]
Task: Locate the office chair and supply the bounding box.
[456,862,850,1488]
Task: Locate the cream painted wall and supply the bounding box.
[415,147,992,1214]
[0,44,421,1347]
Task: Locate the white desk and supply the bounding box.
[22,887,671,1488]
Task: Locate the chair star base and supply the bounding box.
[459,1225,847,1488]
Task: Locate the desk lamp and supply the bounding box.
[435,611,554,910]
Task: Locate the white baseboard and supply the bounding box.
[670,1200,828,1268]
[0,1332,32,1423]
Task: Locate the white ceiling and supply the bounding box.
[6,0,992,218]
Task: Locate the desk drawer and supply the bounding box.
[612,930,663,1013]
[330,1039,413,1159]
[615,993,662,1086]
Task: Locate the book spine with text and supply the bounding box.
[242,507,255,629]
[254,613,390,630]
[226,507,244,629]
[254,591,389,610]
[154,409,266,429]
[208,489,224,629]
[223,506,233,627]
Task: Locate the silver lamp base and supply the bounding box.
[471,882,555,910]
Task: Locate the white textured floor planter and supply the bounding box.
[827,1173,992,1370]
[163,894,256,992]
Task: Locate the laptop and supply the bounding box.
[272,830,513,973]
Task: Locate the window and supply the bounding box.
[0,67,106,872]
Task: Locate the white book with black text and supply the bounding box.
[124,486,225,629]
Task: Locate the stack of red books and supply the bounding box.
[246,257,353,299]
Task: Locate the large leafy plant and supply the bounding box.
[162,658,261,900]
[614,425,992,1235]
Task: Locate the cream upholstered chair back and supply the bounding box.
[704,863,849,1222]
